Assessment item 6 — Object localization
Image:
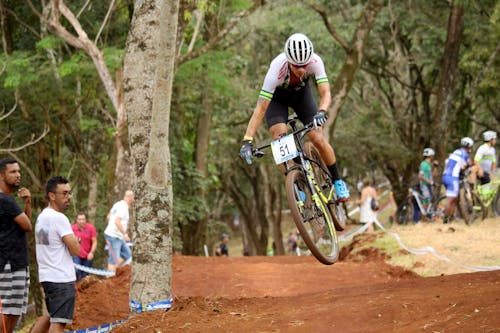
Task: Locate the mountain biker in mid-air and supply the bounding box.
[238,33,350,202]
[442,137,474,224]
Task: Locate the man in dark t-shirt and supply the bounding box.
[0,157,32,333]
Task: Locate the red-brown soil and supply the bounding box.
[68,235,500,333]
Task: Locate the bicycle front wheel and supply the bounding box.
[285,169,339,265]
[458,188,487,225]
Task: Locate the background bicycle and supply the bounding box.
[457,169,487,225]
[475,176,500,217]
[397,185,446,225]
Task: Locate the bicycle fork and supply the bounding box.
[303,161,336,239]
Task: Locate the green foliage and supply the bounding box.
[59,53,85,77]
[2,52,39,89]
[35,36,65,52]
[103,47,125,72]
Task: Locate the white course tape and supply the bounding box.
[372,219,500,272]
[338,222,372,242]
[74,259,132,278]
[73,263,116,277]
[68,319,126,333]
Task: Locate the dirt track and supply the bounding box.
[69,239,500,333]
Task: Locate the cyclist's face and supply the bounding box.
[289,62,308,78]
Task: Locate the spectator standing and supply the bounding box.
[442,137,474,224]
[215,233,229,257]
[357,178,378,233]
[31,176,80,333]
[287,232,298,255]
[416,148,436,221]
[71,213,97,281]
[104,190,134,271]
[0,158,32,333]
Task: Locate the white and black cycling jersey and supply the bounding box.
[259,53,329,100]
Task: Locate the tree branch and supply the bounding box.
[7,151,42,190]
[94,0,116,44]
[0,102,16,121]
[187,9,203,53]
[0,125,49,153]
[178,0,266,65]
[76,0,91,18]
[308,3,351,53]
[5,6,41,38]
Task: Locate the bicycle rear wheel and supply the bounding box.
[458,188,487,225]
[285,169,339,265]
[304,142,346,231]
[494,189,500,216]
[396,201,413,225]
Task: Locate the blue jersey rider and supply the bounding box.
[239,33,350,201]
[442,137,474,224]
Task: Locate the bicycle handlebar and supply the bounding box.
[252,119,316,157]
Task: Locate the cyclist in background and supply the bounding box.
[471,131,497,187]
[442,137,474,224]
[413,148,436,222]
[239,33,349,201]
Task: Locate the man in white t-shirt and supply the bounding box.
[104,190,134,271]
[31,176,80,333]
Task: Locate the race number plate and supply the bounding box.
[271,134,298,164]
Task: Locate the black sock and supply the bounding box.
[327,163,340,181]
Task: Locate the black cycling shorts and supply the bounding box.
[479,172,491,185]
[265,82,317,128]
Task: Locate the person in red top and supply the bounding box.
[71,213,97,280]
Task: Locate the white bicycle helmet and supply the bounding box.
[460,137,474,148]
[423,148,435,157]
[483,130,497,142]
[284,33,314,66]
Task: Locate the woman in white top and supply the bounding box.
[357,178,379,233]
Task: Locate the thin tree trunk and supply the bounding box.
[87,172,98,223]
[319,0,384,140]
[0,0,13,54]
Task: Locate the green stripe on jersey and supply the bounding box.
[259,89,273,100]
[316,77,329,85]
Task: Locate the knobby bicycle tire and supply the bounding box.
[458,188,487,225]
[493,188,500,216]
[303,142,346,231]
[285,169,339,265]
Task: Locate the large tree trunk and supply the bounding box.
[123,0,178,309]
[434,3,465,159]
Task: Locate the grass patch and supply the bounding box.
[356,216,500,276]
